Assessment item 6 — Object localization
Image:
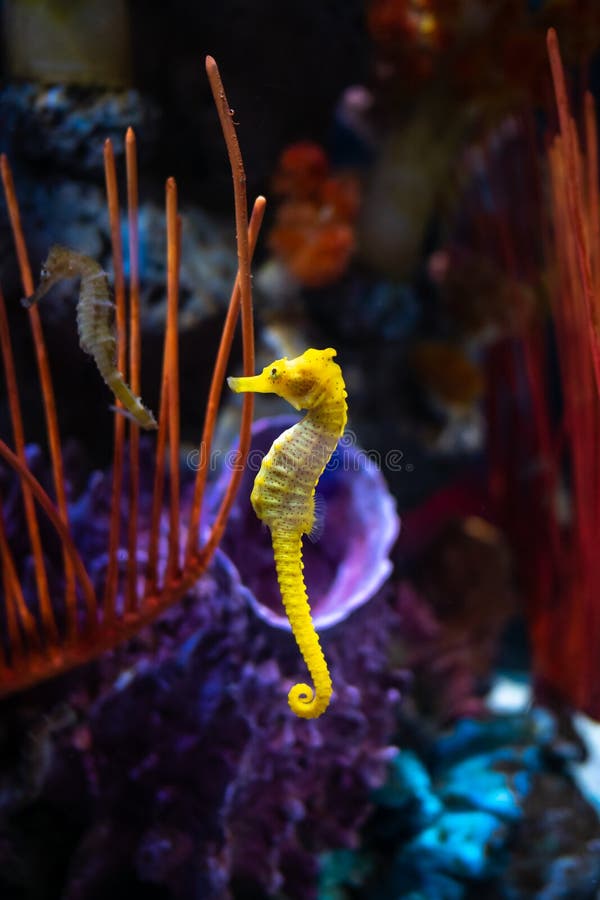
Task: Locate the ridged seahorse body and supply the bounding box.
[228,347,347,718]
[23,245,157,429]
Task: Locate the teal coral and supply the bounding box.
[318,709,600,899]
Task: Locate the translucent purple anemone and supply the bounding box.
[216,415,400,630]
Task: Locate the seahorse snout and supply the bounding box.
[227,373,272,394]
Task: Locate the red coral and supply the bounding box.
[272,141,330,201]
[367,0,442,53]
[476,32,600,721]
[268,142,360,288]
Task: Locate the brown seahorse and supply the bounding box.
[23,245,157,429]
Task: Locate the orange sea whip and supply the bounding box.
[537,28,600,716]
[481,29,600,719]
[0,57,264,698]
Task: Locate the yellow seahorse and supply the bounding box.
[23,245,157,429]
[228,347,348,718]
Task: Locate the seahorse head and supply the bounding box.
[22,245,92,308]
[228,347,338,411]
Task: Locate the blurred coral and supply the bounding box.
[361,0,600,277]
[410,340,484,409]
[358,104,466,277]
[431,248,538,341]
[2,0,132,88]
[367,0,443,82]
[469,32,600,721]
[368,0,441,52]
[268,141,360,287]
[321,708,600,898]
[392,516,515,723]
[271,141,330,201]
[366,0,600,109]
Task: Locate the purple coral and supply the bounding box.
[0,425,406,899]
[0,541,406,899]
[216,415,400,630]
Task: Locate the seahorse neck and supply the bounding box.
[305,393,347,437]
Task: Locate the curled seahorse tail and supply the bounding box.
[272,531,332,718]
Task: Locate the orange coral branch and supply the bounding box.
[102,139,128,625]
[0,286,54,644]
[0,507,40,658]
[146,364,169,596]
[200,56,255,567]
[146,182,180,596]
[0,512,25,665]
[0,155,74,642]
[166,178,181,582]
[185,195,266,565]
[584,91,600,299]
[126,126,142,613]
[546,28,600,390]
[546,133,600,712]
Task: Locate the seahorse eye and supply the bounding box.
[271,367,277,377]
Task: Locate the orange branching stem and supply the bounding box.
[145,182,180,597]
[500,28,600,717]
[126,127,142,613]
[0,506,40,656]
[547,38,600,549]
[449,30,600,719]
[0,286,53,646]
[0,156,74,643]
[546,130,600,713]
[0,511,26,666]
[184,194,266,565]
[584,92,600,298]
[199,56,255,566]
[103,139,128,626]
[0,55,258,698]
[166,179,182,582]
[146,354,169,595]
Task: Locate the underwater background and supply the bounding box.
[0,1,600,897]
